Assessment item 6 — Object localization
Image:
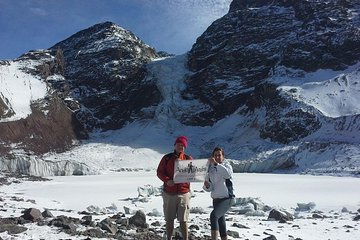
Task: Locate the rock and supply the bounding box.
[151,221,161,227]
[341,207,349,213]
[312,213,326,219]
[268,209,294,222]
[22,208,44,222]
[0,224,27,234]
[81,215,93,226]
[0,218,18,225]
[189,224,200,231]
[42,209,54,218]
[353,215,360,221]
[263,235,277,240]
[82,228,108,238]
[118,229,163,240]
[98,218,118,235]
[227,229,240,238]
[49,215,81,235]
[0,91,87,160]
[129,210,148,228]
[232,222,250,229]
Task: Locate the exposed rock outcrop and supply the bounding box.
[184,0,360,144]
[50,21,162,130]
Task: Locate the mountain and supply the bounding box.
[0,51,86,153]
[1,0,360,176]
[186,0,360,128]
[49,21,162,130]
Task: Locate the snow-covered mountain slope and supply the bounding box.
[40,55,360,177]
[0,51,88,173]
[0,60,47,122]
[280,72,360,118]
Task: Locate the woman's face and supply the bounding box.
[213,150,224,163]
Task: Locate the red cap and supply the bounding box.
[174,136,188,148]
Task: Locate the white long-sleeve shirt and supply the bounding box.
[203,159,233,199]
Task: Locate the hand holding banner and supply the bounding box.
[173,159,209,183]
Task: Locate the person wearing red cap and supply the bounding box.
[157,136,193,240]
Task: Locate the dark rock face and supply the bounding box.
[0,94,85,156]
[0,97,14,119]
[0,49,87,158]
[50,21,162,130]
[185,0,360,142]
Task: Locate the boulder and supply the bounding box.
[22,208,44,222]
[268,209,294,222]
[129,210,147,228]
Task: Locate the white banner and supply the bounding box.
[173,159,209,183]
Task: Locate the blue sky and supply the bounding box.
[0,0,231,60]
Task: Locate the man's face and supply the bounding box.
[175,142,185,153]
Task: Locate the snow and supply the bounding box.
[280,72,360,118]
[273,62,360,118]
[1,171,359,239]
[150,54,211,124]
[0,61,47,122]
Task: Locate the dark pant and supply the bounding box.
[210,197,234,237]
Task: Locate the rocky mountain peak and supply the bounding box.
[48,22,162,130]
[52,21,154,60]
[184,0,360,143]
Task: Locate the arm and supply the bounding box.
[157,156,171,183]
[216,160,233,179]
[202,173,213,192]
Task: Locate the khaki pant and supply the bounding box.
[162,191,190,221]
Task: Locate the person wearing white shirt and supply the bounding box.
[203,147,235,240]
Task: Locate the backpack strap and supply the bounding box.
[165,152,191,163]
[226,178,235,198]
[164,153,173,164]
